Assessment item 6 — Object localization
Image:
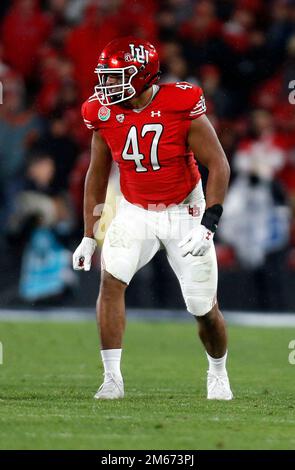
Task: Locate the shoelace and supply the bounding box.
[207,372,228,390]
[98,372,123,393]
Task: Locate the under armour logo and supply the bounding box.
[151,111,161,117]
[116,114,125,123]
[188,205,200,217]
[205,231,212,241]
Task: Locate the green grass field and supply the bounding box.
[0,319,295,450]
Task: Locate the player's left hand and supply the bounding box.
[178,224,214,257]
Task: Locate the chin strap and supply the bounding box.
[141,71,162,93]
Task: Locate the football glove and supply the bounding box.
[73,237,97,271]
[178,225,214,257]
[178,204,223,257]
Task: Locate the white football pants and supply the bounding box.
[101,181,218,316]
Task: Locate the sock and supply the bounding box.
[101,349,122,377]
[206,350,228,376]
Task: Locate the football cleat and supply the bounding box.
[94,372,124,400]
[207,371,233,400]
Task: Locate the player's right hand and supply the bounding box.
[73,237,97,271]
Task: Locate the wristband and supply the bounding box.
[201,204,223,233]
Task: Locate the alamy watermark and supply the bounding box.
[0,341,3,365]
[288,80,295,105]
[91,196,204,241]
[288,340,295,365]
[0,81,3,104]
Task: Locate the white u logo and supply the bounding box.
[129,44,149,64]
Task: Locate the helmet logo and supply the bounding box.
[129,44,149,64]
[124,53,133,62]
[98,106,110,121]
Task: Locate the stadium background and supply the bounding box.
[0,0,294,313]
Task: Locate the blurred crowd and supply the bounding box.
[0,0,295,310]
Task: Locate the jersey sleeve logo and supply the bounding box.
[98,106,111,121]
[189,95,206,117]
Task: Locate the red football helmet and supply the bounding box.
[94,37,160,106]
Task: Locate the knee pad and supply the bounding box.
[102,221,138,285]
[178,252,218,316]
[185,294,215,317]
[181,281,216,317]
[101,253,134,285]
[101,247,137,285]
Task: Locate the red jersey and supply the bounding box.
[82,82,206,208]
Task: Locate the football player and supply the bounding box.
[73,37,233,400]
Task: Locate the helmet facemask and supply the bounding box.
[94,65,138,106]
